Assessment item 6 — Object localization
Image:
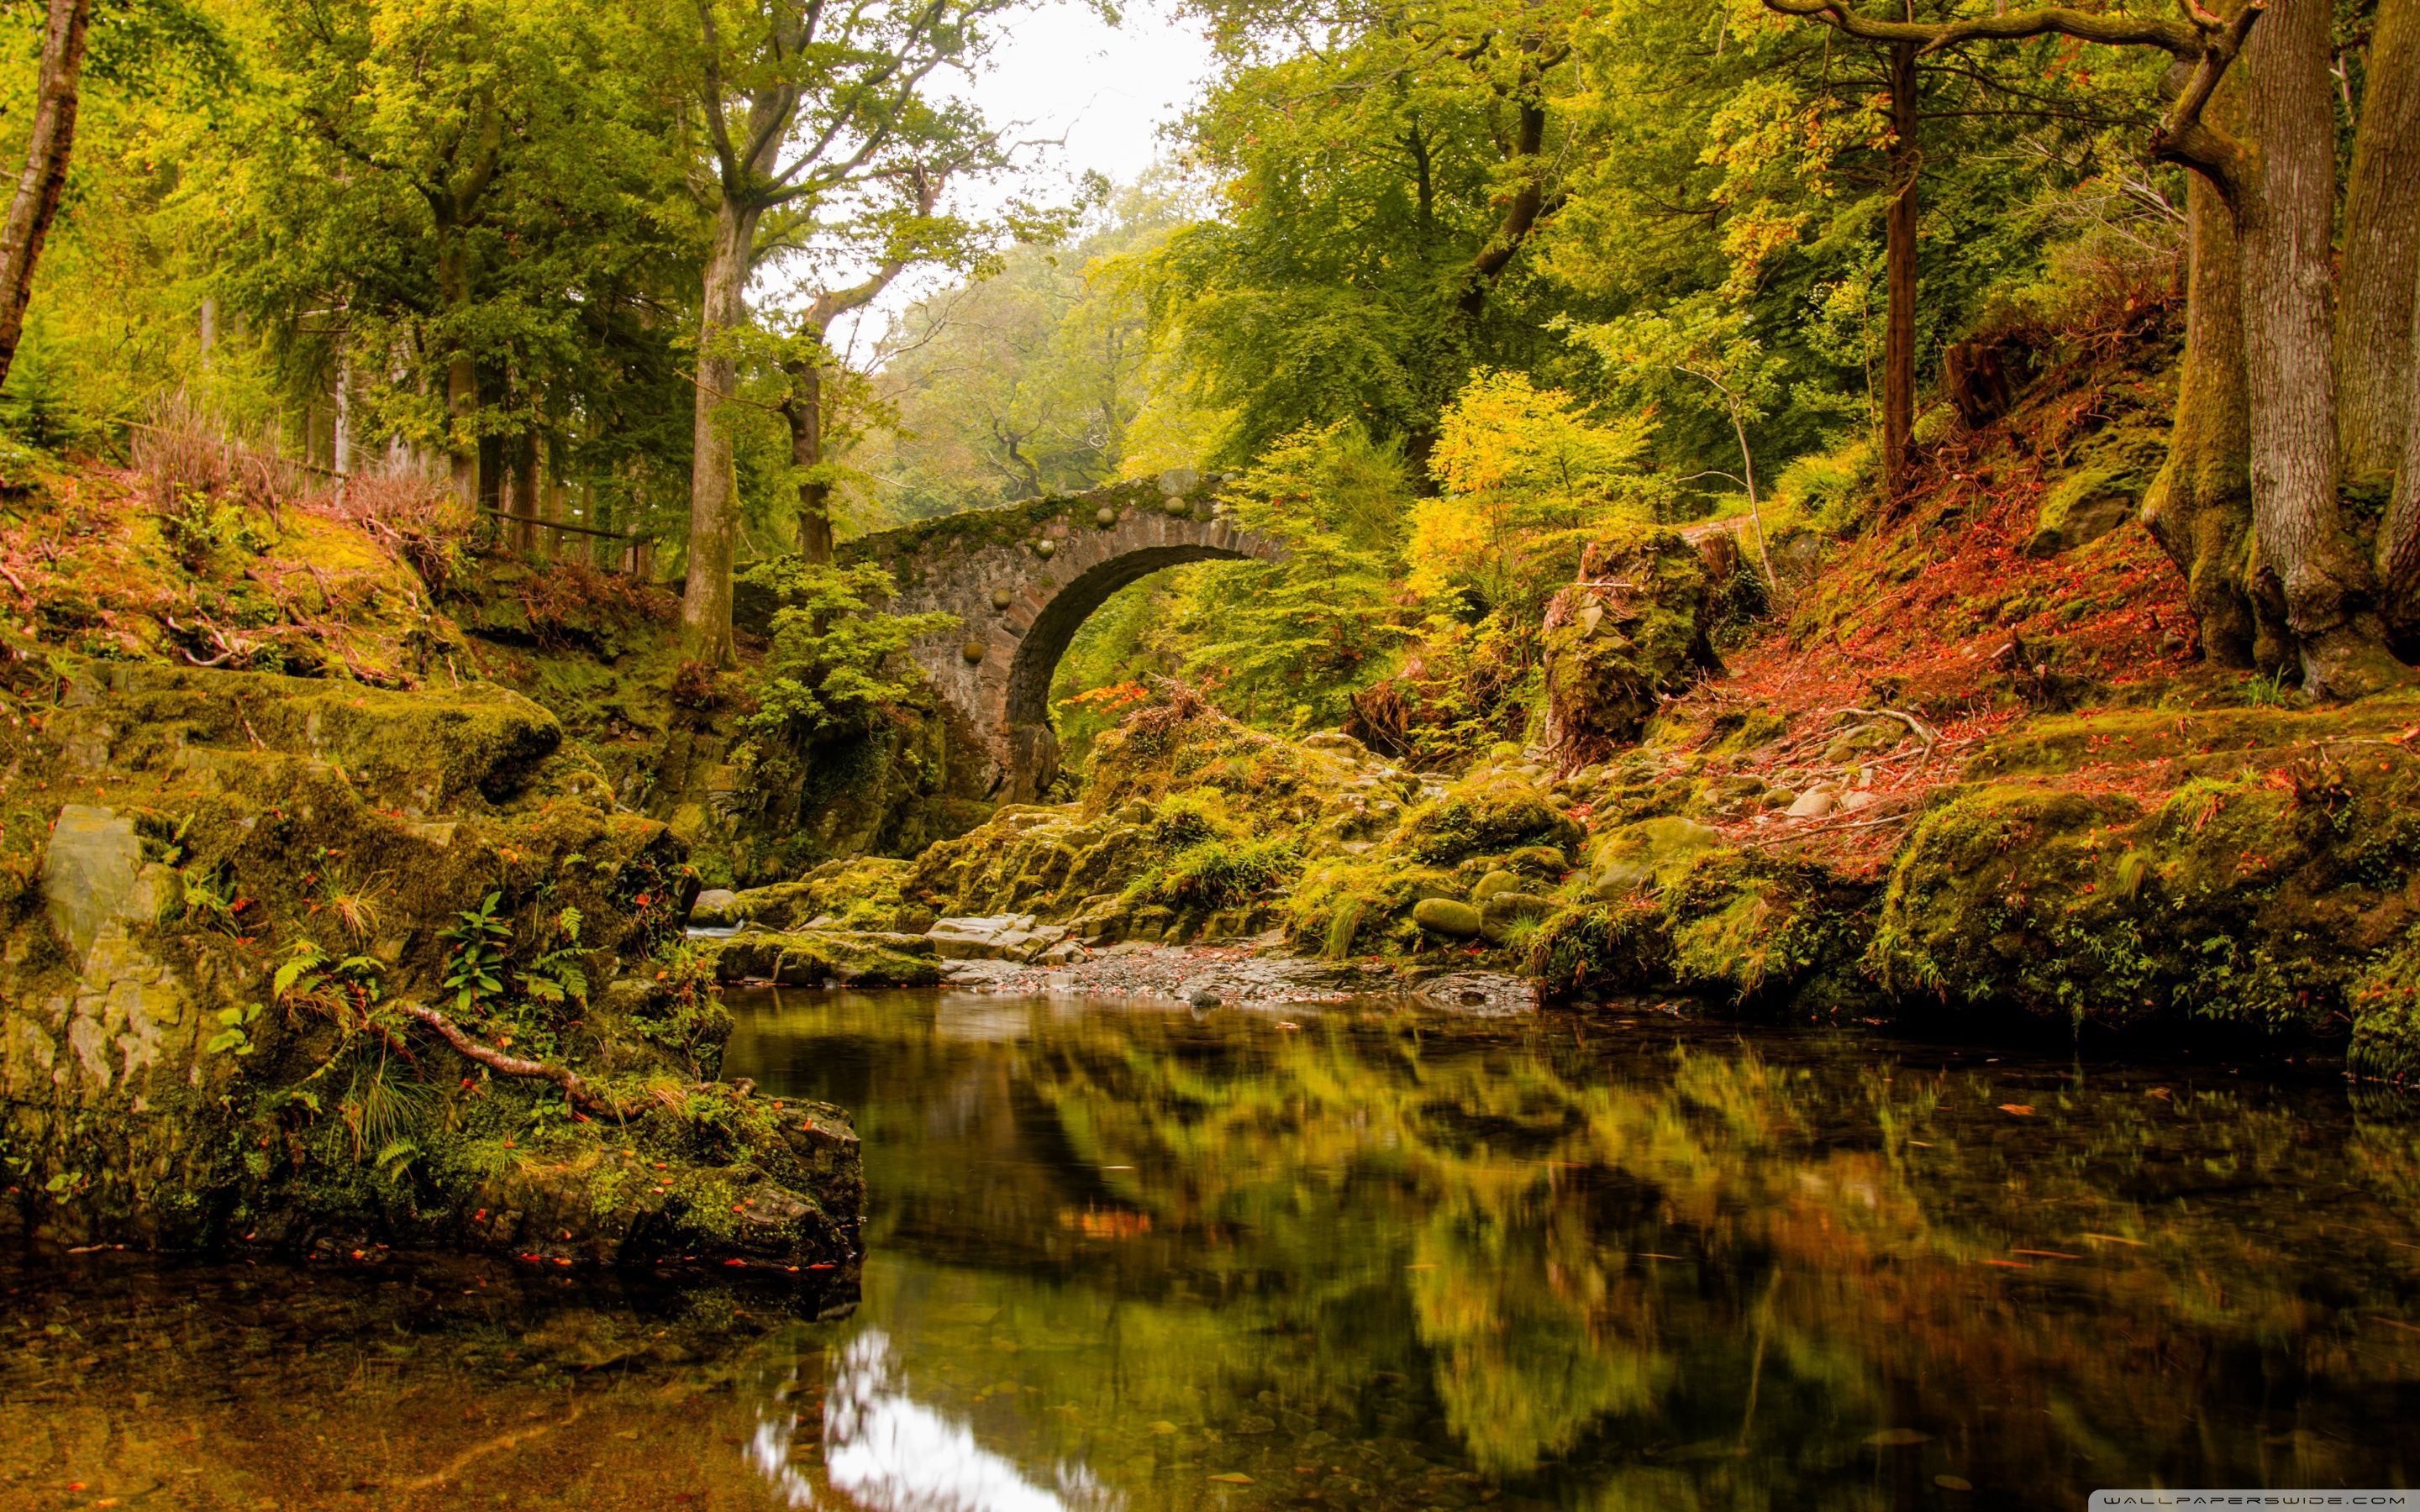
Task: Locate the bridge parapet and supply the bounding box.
[839,474,1286,801]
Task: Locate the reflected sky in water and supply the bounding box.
[754,1331,1118,1512]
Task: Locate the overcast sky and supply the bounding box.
[801,0,1217,361]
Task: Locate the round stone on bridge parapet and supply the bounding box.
[1034,538,1055,559]
[1094,506,1118,527]
[960,639,988,663]
[990,588,1013,611]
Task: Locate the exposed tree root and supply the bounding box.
[396,1000,633,1119]
[1838,706,1939,751]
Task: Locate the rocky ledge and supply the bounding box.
[0,659,861,1274]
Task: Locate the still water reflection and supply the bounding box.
[3,990,2417,1509]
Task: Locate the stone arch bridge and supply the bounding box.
[836,475,1286,802]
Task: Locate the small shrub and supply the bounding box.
[131,394,308,521]
[1127,835,1302,911]
[311,464,471,591]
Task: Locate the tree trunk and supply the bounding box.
[0,0,91,391]
[477,431,504,518]
[511,428,540,554]
[1882,40,1919,502]
[1455,97,1550,323]
[2378,252,2420,646]
[333,362,355,478]
[2338,0,2420,492]
[2143,165,2266,667]
[2237,0,2402,696]
[0,0,88,391]
[680,198,760,664]
[437,242,480,505]
[784,353,834,564]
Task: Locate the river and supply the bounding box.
[4,989,2416,1509]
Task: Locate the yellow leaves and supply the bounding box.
[1718,208,1812,302]
[1405,495,1491,600]
[1412,370,1657,606]
[1430,370,1649,499]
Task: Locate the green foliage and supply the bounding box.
[157,491,267,570]
[866,184,1196,518]
[439,893,513,1016]
[737,560,955,745]
[1126,834,1303,911]
[205,1000,265,1057]
[177,863,246,936]
[1180,425,1415,728]
[520,907,590,1007]
[273,940,386,1032]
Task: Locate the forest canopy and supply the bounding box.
[3,0,2414,725]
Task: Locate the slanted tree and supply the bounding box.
[0,0,92,391]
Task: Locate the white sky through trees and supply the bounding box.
[802,0,1215,362]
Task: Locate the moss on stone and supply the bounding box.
[1400,774,1583,867]
[1539,526,1720,765]
[2,655,860,1273]
[1869,744,2420,1034]
[2349,927,2420,1084]
[1527,900,1670,1001]
[1413,897,1484,938]
[701,930,942,988]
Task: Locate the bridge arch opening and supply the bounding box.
[1002,543,1255,798]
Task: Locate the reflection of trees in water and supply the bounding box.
[731,996,2420,1498]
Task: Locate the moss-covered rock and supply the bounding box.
[1284,856,1463,958]
[1413,898,1485,938]
[2024,465,2139,558]
[1539,526,1721,766]
[1523,847,1870,1005]
[1587,816,1724,899]
[1870,744,2420,1033]
[1527,900,1670,1001]
[1399,774,1582,867]
[0,656,860,1274]
[701,930,942,987]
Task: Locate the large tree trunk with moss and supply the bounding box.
[2236,0,2403,697]
[0,0,89,391]
[681,200,762,664]
[2380,264,2420,645]
[2338,0,2420,493]
[2143,168,2265,667]
[437,241,481,506]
